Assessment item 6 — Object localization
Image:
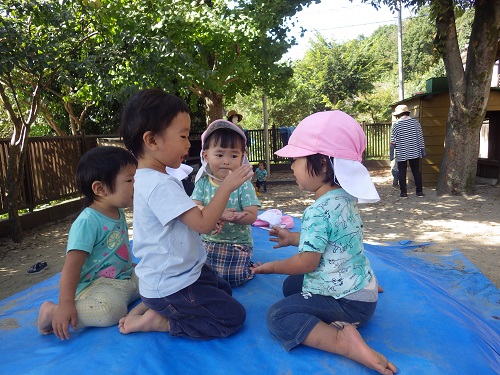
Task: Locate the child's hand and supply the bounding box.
[269,226,292,248]
[250,261,276,274]
[221,164,253,191]
[220,208,249,223]
[52,301,78,340]
[212,220,225,234]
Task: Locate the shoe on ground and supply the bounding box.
[416,192,425,197]
[27,261,49,274]
[400,193,408,198]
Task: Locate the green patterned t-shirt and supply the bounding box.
[191,176,260,246]
[300,188,372,298]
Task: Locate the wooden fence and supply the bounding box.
[0,124,391,215]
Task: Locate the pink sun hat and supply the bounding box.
[275,111,379,203]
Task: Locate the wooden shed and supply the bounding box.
[391,78,500,187]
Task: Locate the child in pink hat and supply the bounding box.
[252,111,397,374]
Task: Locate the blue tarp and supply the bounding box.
[0,217,499,374]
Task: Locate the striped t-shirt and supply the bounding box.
[390,116,425,162]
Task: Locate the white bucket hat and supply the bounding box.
[195,119,250,182]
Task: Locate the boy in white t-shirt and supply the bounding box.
[118,89,253,339]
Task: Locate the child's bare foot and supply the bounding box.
[337,324,397,375]
[38,301,56,335]
[127,302,149,316]
[119,309,170,334]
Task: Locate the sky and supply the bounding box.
[285,0,410,60]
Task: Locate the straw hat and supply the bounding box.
[226,110,243,122]
[392,104,410,116]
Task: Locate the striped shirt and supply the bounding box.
[390,116,425,162]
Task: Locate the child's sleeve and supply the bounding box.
[190,178,206,204]
[67,216,99,254]
[299,206,327,254]
[240,180,261,207]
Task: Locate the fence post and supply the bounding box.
[23,141,35,212]
[362,121,367,161]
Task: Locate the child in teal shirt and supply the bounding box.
[252,111,396,375]
[192,120,260,287]
[254,161,268,193]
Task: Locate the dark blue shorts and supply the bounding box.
[141,265,246,340]
[268,275,376,351]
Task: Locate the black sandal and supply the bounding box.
[27,261,49,274]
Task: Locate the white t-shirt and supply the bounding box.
[132,168,206,298]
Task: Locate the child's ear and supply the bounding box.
[92,181,107,197]
[321,157,328,173]
[143,131,158,150]
[201,150,208,161]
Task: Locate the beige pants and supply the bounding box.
[74,271,140,329]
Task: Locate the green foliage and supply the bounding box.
[227,1,475,126]
[0,0,477,137]
[402,6,436,80]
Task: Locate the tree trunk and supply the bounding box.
[435,0,500,195]
[6,134,25,242]
[203,91,224,125]
[0,80,42,242]
[40,104,67,136]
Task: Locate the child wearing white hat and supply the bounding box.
[252,111,397,375]
[192,120,261,287]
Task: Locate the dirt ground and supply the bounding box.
[1,168,499,301]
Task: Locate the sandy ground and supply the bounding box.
[0,168,499,301]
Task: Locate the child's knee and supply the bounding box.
[225,299,246,335]
[77,300,128,327]
[97,302,128,325]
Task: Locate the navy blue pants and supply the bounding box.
[141,265,246,340]
[256,180,267,192]
[267,275,376,351]
[398,158,423,194]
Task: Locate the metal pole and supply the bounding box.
[262,93,270,176]
[397,0,404,100]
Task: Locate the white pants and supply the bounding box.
[74,271,140,329]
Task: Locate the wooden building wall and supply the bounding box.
[394,89,500,187]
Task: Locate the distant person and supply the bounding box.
[191,120,260,287]
[37,146,140,340]
[227,110,251,150]
[390,104,425,198]
[118,89,252,339]
[251,111,396,375]
[389,144,399,187]
[255,161,268,193]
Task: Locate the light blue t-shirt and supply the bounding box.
[133,169,206,299]
[67,207,133,296]
[300,188,373,299]
[191,176,260,246]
